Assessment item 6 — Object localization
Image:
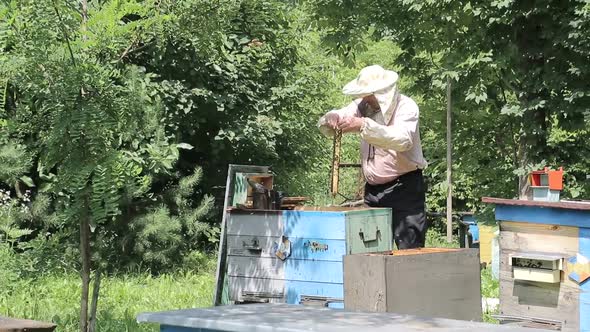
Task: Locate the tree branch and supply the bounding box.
[118,32,142,62]
[51,0,77,67]
[88,269,101,332]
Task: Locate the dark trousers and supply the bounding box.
[364,169,428,249]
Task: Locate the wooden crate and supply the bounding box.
[343,248,482,321]
[483,197,590,331]
[222,207,393,308]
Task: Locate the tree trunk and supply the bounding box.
[80,214,91,332]
[88,269,101,332]
[80,1,90,331]
[517,130,530,199]
[446,77,453,243]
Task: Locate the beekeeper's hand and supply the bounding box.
[338,116,364,133]
[324,112,340,129]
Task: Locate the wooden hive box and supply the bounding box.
[221,206,393,308]
[343,248,482,321]
[483,197,590,331]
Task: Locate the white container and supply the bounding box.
[531,186,560,202]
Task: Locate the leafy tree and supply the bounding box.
[311,0,590,215]
[1,1,343,329]
[0,1,210,330]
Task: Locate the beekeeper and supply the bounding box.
[318,65,428,249]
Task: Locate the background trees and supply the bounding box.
[1,0,589,330]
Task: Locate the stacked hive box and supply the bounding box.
[221,207,393,308]
[483,197,590,331]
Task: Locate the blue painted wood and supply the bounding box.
[162,325,218,332]
[223,208,392,309]
[285,280,344,304]
[282,211,346,239]
[289,238,346,261]
[227,236,346,261]
[495,204,590,227]
[227,257,343,283]
[580,227,590,332]
[284,259,343,283]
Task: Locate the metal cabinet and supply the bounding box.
[221,207,393,308]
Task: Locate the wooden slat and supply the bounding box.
[227,277,285,304]
[483,197,590,211]
[500,222,578,255]
[384,249,482,322]
[226,212,282,237]
[499,270,579,332]
[227,277,346,306]
[226,235,347,261]
[343,255,387,312]
[512,267,560,283]
[226,256,343,284]
[0,317,56,332]
[344,249,482,322]
[214,164,270,306]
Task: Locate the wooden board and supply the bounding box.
[226,235,346,261]
[483,197,590,211]
[344,249,482,321]
[500,222,578,287]
[214,165,271,306]
[343,255,387,312]
[226,211,282,237]
[227,256,343,284]
[227,277,285,304]
[479,224,497,264]
[137,303,549,332]
[499,222,580,331]
[227,277,345,306]
[0,317,56,332]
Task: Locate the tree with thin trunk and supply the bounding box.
[1,1,185,330]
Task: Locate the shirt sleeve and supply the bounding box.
[359,100,418,152]
[317,101,360,137]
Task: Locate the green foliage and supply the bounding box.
[0,0,231,276]
[0,143,32,189]
[0,189,32,291]
[0,270,215,332]
[310,0,590,215]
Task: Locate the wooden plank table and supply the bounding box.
[137,304,551,332]
[0,317,56,332]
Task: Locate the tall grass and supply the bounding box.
[0,271,215,331]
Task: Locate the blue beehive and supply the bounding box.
[219,207,393,308]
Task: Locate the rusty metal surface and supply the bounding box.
[482,197,590,211]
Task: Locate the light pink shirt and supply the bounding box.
[318,94,428,185]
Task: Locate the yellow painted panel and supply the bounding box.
[479,224,497,264]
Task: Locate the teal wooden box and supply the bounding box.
[220,207,393,308]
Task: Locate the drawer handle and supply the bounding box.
[243,238,262,251]
[300,295,343,307]
[359,228,381,243]
[236,291,284,305]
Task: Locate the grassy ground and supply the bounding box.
[2,231,499,330]
[0,272,215,331]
